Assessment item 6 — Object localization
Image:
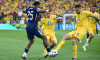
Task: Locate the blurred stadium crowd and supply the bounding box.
[0,0,100,24]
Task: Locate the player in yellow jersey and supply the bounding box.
[52,4,100,60]
[83,4,100,51]
[40,12,58,57]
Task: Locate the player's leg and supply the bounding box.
[44,36,50,56]
[22,28,35,59]
[44,34,57,56]
[83,32,89,47]
[35,27,55,56]
[87,33,94,43]
[50,34,57,49]
[83,29,93,51]
[22,39,34,58]
[56,32,73,51]
[73,28,86,60]
[86,28,95,46]
[72,37,79,60]
[50,40,57,49]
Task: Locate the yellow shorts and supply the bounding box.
[87,26,96,35]
[44,32,57,42]
[69,26,87,40]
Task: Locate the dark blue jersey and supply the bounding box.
[26,7,40,28]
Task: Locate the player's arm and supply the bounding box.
[37,8,51,13]
[54,17,62,22]
[57,17,62,20]
[90,14,100,22]
[85,11,100,22]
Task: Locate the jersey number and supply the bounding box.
[28,11,33,20]
[76,33,80,37]
[48,21,51,25]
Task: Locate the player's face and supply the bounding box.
[47,12,51,17]
[91,7,96,13]
[75,7,81,14]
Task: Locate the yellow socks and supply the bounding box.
[73,45,77,58]
[56,40,66,51]
[44,48,47,54]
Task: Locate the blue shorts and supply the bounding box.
[26,27,44,40]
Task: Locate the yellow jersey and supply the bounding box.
[88,12,99,28]
[40,15,56,32]
[76,11,90,28]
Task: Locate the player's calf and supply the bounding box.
[62,34,70,41]
[50,40,57,49]
[88,33,94,43]
[41,35,49,48]
[72,38,78,59]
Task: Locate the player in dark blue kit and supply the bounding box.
[21,1,55,60]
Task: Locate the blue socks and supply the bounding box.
[46,47,51,52]
[24,48,29,53]
[24,47,51,53]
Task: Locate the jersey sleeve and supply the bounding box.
[83,11,91,17]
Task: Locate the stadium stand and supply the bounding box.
[0,0,100,29]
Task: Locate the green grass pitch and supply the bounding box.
[0,30,100,60]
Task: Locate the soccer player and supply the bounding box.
[53,4,100,60]
[21,1,55,60]
[40,12,58,57]
[83,4,100,51]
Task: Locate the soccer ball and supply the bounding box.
[51,49,58,55]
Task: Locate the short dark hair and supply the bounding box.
[75,4,81,8]
[33,1,40,6]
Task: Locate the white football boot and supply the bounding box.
[22,52,27,60]
[83,45,86,51]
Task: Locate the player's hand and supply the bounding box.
[46,9,52,12]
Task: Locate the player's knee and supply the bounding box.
[42,35,47,40]
[29,39,34,44]
[52,40,57,46]
[72,37,78,45]
[90,33,94,38]
[91,33,94,38]
[47,39,49,44]
[62,34,70,41]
